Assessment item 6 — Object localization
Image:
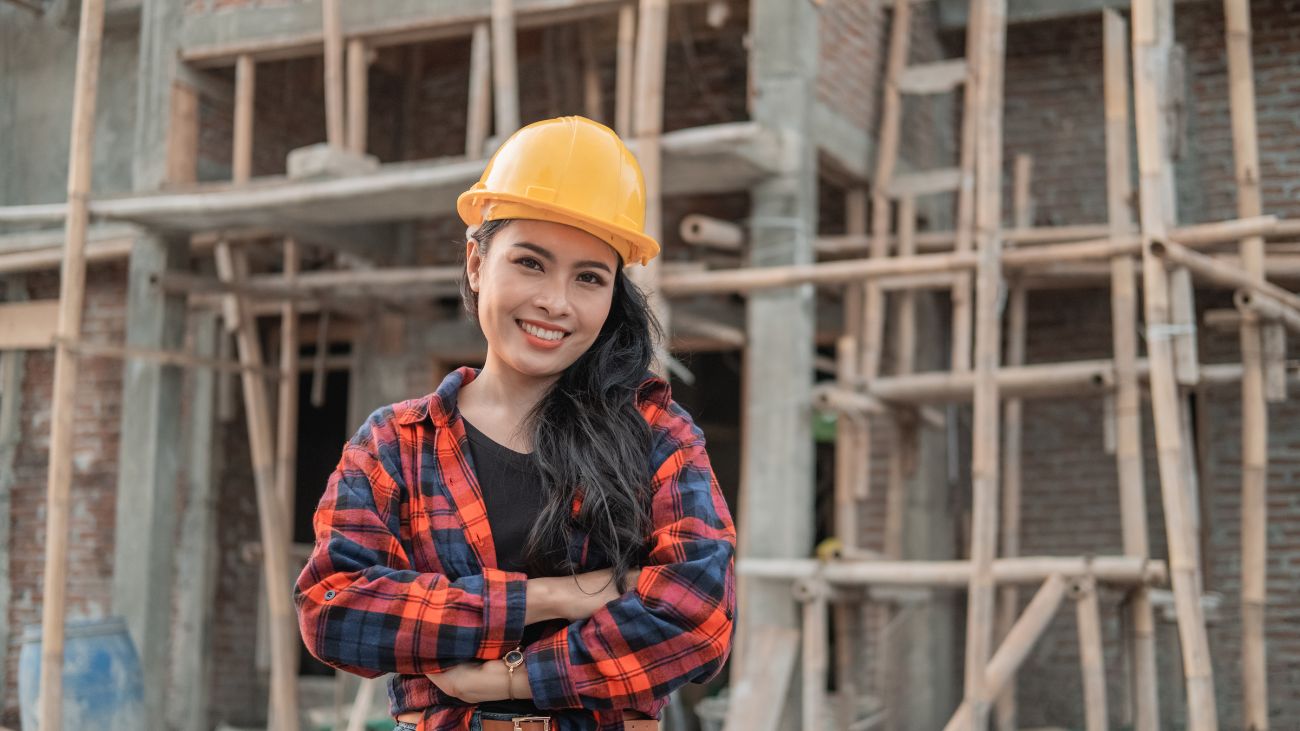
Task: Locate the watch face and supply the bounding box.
[505,650,524,665]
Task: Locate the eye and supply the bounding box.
[515,256,543,271]
[577,272,606,286]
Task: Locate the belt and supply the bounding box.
[394,711,658,731]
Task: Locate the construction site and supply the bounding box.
[1,0,1299,729]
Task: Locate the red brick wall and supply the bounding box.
[2,263,127,727]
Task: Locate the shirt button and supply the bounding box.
[324,590,337,600]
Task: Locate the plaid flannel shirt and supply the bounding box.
[295,366,737,731]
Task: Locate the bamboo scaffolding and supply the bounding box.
[1227,0,1268,702]
[614,2,636,138]
[630,0,670,365]
[945,575,1068,731]
[1132,0,1218,724]
[1237,290,1300,335]
[229,53,299,731]
[1102,10,1158,729]
[1152,239,1300,313]
[1073,577,1108,731]
[491,0,520,135]
[322,0,345,148]
[951,0,982,375]
[37,2,105,727]
[795,579,830,731]
[963,0,1007,723]
[466,22,492,157]
[346,38,369,154]
[738,556,1164,586]
[994,155,1031,731]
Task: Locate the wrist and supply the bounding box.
[525,577,564,623]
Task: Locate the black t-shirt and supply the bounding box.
[460,417,567,715]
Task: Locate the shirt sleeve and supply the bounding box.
[294,433,529,678]
[523,437,737,711]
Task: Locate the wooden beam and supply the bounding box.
[614,2,636,137]
[629,0,671,369]
[38,1,106,728]
[233,55,256,183]
[1073,577,1109,731]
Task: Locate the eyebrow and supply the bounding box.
[511,241,614,274]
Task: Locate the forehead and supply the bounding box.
[494,219,620,267]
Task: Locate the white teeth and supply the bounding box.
[519,321,565,341]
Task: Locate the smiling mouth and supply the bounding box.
[517,320,569,342]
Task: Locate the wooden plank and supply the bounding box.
[897,58,968,95]
[721,626,799,731]
[37,2,106,728]
[323,0,345,148]
[491,0,520,134]
[466,22,491,157]
[1132,0,1219,725]
[888,167,963,197]
[0,301,59,350]
[1103,10,1158,730]
[166,81,200,186]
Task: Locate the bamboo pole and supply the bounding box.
[945,575,1069,731]
[322,0,345,148]
[276,236,301,578]
[1103,10,1158,729]
[37,1,106,727]
[661,251,979,296]
[63,338,277,377]
[680,214,744,250]
[1073,577,1109,731]
[795,579,829,731]
[739,556,1166,585]
[1237,290,1300,335]
[951,0,983,374]
[1152,239,1300,311]
[466,22,492,157]
[579,21,604,122]
[229,54,299,731]
[963,0,1008,723]
[233,55,256,184]
[994,155,1031,731]
[614,2,636,138]
[1225,0,1272,698]
[491,0,520,135]
[1132,0,1218,725]
[346,38,369,154]
[629,0,670,365]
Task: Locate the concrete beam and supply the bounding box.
[180,0,707,67]
[937,0,1210,30]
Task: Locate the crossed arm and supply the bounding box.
[295,426,735,711]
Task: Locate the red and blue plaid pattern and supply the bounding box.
[295,367,737,730]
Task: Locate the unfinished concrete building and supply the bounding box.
[1,0,1298,729]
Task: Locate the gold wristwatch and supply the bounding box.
[503,646,525,699]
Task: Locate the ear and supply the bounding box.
[465,239,482,292]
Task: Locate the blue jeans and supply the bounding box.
[394,708,534,731]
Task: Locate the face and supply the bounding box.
[466,219,620,383]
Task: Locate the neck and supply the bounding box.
[464,354,559,422]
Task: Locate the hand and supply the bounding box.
[425,659,525,703]
[526,567,643,624]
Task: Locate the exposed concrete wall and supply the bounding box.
[0,7,138,209]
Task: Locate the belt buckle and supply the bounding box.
[511,716,552,731]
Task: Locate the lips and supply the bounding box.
[516,319,570,347]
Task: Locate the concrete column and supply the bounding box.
[740,0,819,725]
[112,0,190,728]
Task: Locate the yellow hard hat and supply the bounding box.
[456,116,661,267]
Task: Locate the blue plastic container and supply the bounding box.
[18,616,145,731]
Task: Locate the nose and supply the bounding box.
[531,277,574,319]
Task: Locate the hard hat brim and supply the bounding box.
[457,189,661,268]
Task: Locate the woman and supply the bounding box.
[295,116,738,731]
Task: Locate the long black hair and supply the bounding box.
[460,218,663,593]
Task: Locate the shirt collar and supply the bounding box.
[396,365,480,427]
